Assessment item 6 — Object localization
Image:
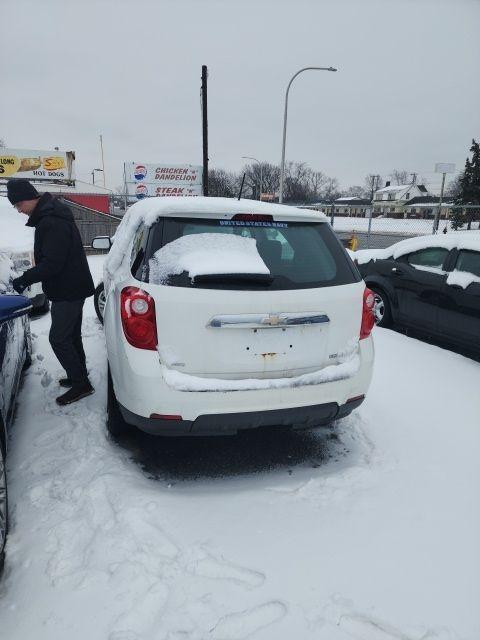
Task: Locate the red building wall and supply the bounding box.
[64,194,110,214]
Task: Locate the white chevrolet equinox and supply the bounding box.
[94,197,374,437]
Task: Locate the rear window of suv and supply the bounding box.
[131,217,360,290]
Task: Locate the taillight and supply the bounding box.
[360,287,375,340]
[120,286,157,350]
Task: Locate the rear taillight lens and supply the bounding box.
[360,287,375,340]
[120,286,157,350]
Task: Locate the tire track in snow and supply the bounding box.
[3,316,280,639]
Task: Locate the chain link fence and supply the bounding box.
[328,207,480,250]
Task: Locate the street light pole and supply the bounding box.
[279,66,337,203]
[241,156,262,200]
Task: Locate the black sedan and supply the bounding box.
[0,294,32,568]
[355,235,480,356]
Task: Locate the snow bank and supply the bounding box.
[446,269,480,289]
[355,231,480,265]
[330,215,479,235]
[105,196,325,284]
[149,233,269,284]
[0,251,15,292]
[161,339,359,392]
[0,196,34,253]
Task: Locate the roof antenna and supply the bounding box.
[237,172,246,200]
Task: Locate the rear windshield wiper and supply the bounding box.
[192,273,274,286]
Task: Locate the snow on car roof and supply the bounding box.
[0,196,34,253]
[355,231,480,265]
[125,196,327,223]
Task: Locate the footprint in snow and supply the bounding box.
[41,371,53,387]
[194,553,265,590]
[324,597,454,640]
[209,601,287,640]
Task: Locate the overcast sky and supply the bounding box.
[1,0,479,194]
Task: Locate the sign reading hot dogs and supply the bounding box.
[124,162,203,199]
[0,148,75,182]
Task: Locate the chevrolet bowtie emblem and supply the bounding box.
[263,314,281,326]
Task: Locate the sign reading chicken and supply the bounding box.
[124,162,203,199]
[0,148,75,183]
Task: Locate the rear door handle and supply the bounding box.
[391,267,404,275]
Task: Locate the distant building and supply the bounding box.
[332,197,372,217]
[373,182,430,217]
[403,196,453,219]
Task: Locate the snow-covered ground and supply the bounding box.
[329,215,480,235]
[1,255,479,640]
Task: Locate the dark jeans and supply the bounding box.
[49,299,88,385]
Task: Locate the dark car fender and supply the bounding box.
[363,274,400,321]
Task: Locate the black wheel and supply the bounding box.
[0,444,8,571]
[370,287,392,327]
[107,367,131,437]
[94,282,106,325]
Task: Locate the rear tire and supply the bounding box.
[107,367,131,437]
[370,286,392,327]
[94,283,106,325]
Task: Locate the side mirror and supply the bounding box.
[0,295,32,323]
[92,236,112,251]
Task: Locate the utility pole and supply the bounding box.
[201,65,209,196]
[410,172,417,185]
[366,174,380,248]
[99,134,106,187]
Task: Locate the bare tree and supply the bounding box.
[208,168,239,198]
[284,162,312,202]
[343,185,366,198]
[391,169,409,185]
[308,170,328,200]
[321,177,342,201]
[364,174,382,200]
[0,138,6,148]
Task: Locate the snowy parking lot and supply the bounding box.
[0,256,479,640]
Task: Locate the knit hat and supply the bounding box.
[7,179,40,205]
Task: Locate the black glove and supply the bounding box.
[12,276,27,294]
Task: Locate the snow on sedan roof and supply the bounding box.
[105,196,326,284]
[355,231,480,265]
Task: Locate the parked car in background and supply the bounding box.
[0,293,32,568]
[355,232,480,356]
[93,197,375,438]
[0,198,49,313]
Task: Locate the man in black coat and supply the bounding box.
[7,179,95,406]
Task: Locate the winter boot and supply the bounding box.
[56,380,95,406]
[59,378,73,388]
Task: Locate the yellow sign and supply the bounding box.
[0,155,21,177]
[42,156,65,171]
[0,149,72,181]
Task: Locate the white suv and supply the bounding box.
[95,197,374,437]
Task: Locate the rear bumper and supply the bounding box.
[119,395,365,436]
